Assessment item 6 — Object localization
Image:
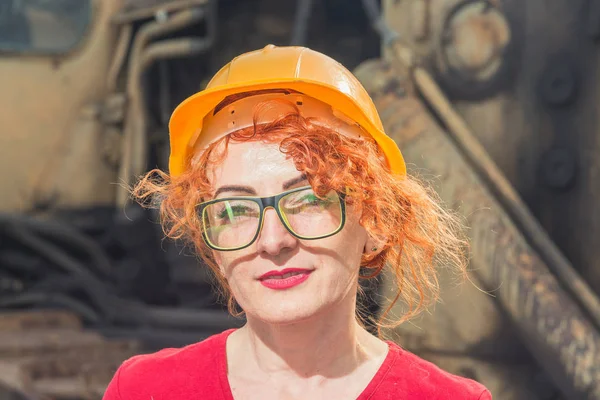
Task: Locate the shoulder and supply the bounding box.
[102,329,233,400]
[376,342,491,399]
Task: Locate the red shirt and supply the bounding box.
[103,329,491,399]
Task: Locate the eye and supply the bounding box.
[285,193,334,213]
[214,202,258,223]
[299,193,319,205]
[217,205,245,218]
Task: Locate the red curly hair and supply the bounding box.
[132,99,468,331]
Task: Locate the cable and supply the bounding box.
[1,220,118,320]
[0,213,113,278]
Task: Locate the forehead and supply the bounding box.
[208,141,301,191]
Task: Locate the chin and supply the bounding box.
[248,297,327,325]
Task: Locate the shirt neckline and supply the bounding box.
[216,329,400,399]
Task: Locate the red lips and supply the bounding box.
[259,268,312,280]
[258,268,313,290]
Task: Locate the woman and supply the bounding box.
[103,45,492,399]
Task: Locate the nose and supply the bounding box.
[256,207,298,256]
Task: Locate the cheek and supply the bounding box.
[210,252,239,296]
[213,250,255,293]
[340,211,369,256]
[215,256,237,283]
[313,224,367,282]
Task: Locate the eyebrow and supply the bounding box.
[214,174,308,198]
[282,173,308,190]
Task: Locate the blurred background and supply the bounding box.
[0,0,599,398]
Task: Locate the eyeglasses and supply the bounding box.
[197,185,346,251]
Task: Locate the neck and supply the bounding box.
[231,293,381,379]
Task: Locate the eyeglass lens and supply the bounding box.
[202,188,343,250]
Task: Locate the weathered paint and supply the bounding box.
[355,59,600,399]
[383,0,600,304]
[0,0,124,212]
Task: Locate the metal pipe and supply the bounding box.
[129,36,213,193]
[118,7,206,206]
[138,38,214,83]
[107,24,133,92]
[111,0,210,24]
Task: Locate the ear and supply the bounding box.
[364,235,387,257]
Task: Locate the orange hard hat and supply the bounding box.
[168,44,406,177]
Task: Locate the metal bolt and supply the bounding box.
[539,148,577,191]
[440,0,510,82]
[538,60,578,106]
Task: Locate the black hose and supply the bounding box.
[0,250,47,278]
[0,214,240,332]
[1,220,119,319]
[30,274,81,292]
[0,270,24,293]
[3,221,108,289]
[0,213,113,278]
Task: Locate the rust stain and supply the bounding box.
[356,59,600,397]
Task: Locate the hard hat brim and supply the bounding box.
[168,78,406,177]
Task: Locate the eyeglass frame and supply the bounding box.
[197,185,347,251]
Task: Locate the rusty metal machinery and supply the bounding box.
[0,1,238,398]
[357,59,600,399]
[3,0,600,398]
[357,0,600,398]
[382,0,600,298]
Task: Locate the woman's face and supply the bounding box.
[207,140,369,325]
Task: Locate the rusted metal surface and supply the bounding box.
[380,30,600,330]
[384,0,600,314]
[0,0,124,213]
[0,0,214,211]
[437,0,511,83]
[357,61,545,399]
[383,0,519,101]
[356,59,600,399]
[0,311,140,399]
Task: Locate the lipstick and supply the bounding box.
[259,268,312,290]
